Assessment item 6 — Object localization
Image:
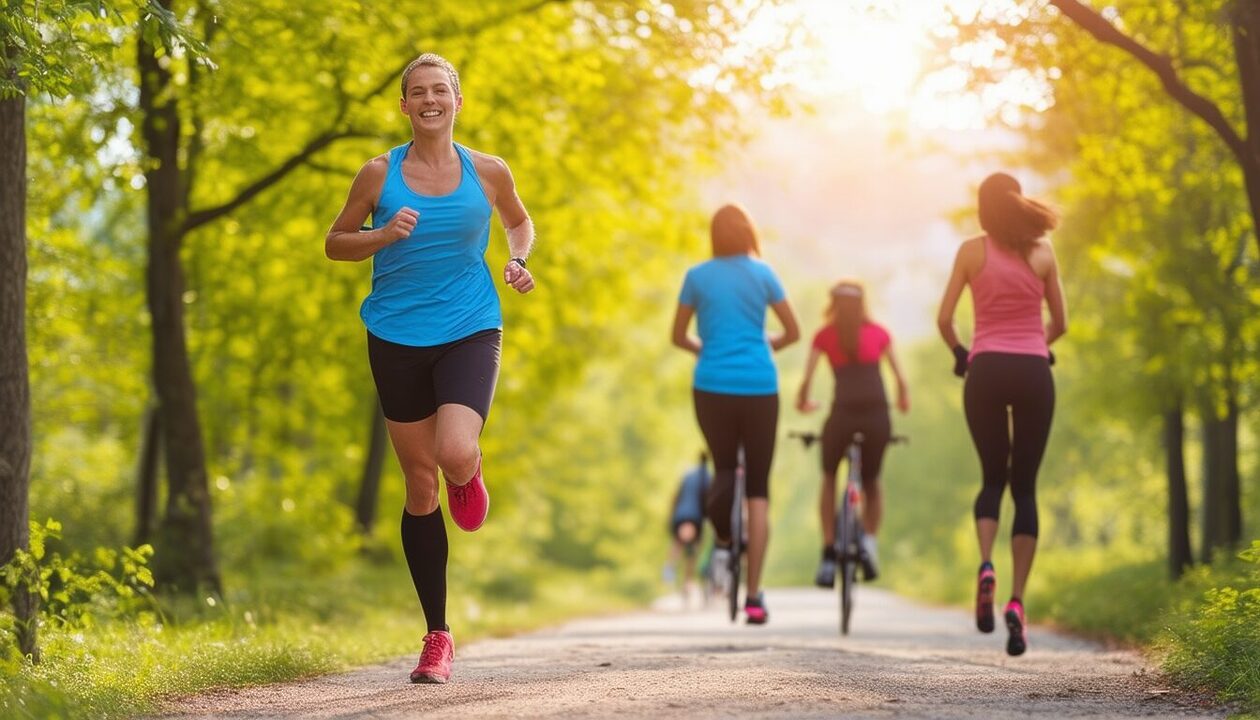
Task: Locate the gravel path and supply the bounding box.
[156,587,1223,719]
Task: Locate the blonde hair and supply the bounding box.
[824,279,869,360]
[710,204,761,257]
[400,53,460,97]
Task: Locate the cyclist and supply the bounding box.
[937,172,1066,657]
[325,53,536,683]
[796,280,908,587]
[664,451,711,603]
[671,203,800,625]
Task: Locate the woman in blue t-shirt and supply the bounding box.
[671,204,800,625]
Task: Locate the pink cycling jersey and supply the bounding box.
[970,235,1048,359]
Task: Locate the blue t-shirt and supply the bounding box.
[360,142,501,347]
[678,255,786,395]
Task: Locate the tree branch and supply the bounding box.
[180,0,572,236]
[1050,0,1249,166]
[1231,1,1260,163]
[182,128,372,233]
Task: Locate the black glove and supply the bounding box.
[1048,350,1056,367]
[952,345,969,378]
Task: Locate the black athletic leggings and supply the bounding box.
[963,352,1054,538]
[693,389,779,543]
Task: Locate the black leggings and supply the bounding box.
[964,353,1054,538]
[693,389,779,543]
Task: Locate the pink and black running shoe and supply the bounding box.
[976,564,996,633]
[1004,599,1027,656]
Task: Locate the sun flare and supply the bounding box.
[740,0,1049,130]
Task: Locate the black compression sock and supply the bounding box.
[823,545,837,561]
[979,560,994,573]
[401,507,449,633]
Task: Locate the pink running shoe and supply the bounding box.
[976,565,996,633]
[410,630,454,684]
[745,592,769,625]
[446,456,489,532]
[1004,600,1027,656]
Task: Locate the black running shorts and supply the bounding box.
[366,328,502,423]
[821,403,891,485]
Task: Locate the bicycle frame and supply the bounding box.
[790,429,906,636]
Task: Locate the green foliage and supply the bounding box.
[1163,541,1260,711]
[1,519,155,662]
[23,0,793,595]
[0,0,209,98]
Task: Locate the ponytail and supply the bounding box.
[978,173,1058,257]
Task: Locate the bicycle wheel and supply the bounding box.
[837,507,857,635]
[728,465,745,623]
[840,554,856,635]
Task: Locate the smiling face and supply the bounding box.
[400,64,462,135]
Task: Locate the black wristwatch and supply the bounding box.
[509,256,528,269]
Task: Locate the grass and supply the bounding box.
[1,559,646,719]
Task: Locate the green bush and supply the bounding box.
[1,519,156,660]
[1162,540,1260,712]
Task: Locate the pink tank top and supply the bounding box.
[970,235,1048,359]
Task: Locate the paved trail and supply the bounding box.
[158,587,1222,719]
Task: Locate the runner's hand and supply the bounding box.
[952,345,969,378]
[796,395,819,413]
[503,260,535,294]
[382,208,419,241]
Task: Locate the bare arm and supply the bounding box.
[768,298,800,351]
[884,341,910,414]
[937,241,974,349]
[672,303,700,354]
[325,157,414,262]
[1043,245,1068,345]
[477,152,535,294]
[796,346,824,413]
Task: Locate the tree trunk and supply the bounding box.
[1221,395,1242,549]
[1199,402,1238,564]
[138,8,221,594]
[0,73,38,662]
[355,401,388,534]
[1231,0,1260,259]
[134,404,161,547]
[1163,401,1192,578]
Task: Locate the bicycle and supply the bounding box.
[790,430,907,635]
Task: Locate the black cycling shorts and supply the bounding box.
[366,328,501,423]
[821,403,891,485]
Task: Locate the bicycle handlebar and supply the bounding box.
[788,431,909,448]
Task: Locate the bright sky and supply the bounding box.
[704,0,1052,341]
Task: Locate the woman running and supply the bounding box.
[325,53,536,683]
[937,172,1066,656]
[797,280,908,587]
[671,203,800,625]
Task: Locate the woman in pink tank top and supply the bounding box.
[936,173,1068,657]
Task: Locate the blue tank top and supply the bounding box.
[360,143,501,346]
